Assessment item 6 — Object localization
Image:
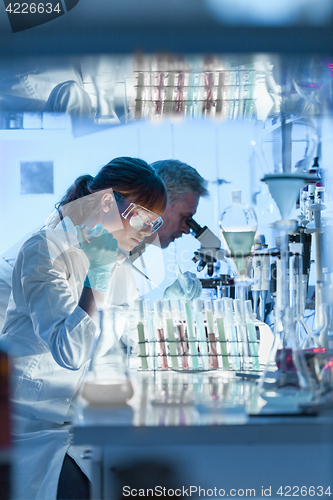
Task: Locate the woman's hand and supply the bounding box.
[76,224,118,292]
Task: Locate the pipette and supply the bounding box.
[123,255,160,289]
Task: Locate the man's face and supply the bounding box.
[157,192,200,249]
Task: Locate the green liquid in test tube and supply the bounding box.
[185,301,199,370]
[164,300,179,370]
[215,299,230,370]
[193,298,209,370]
[223,298,240,371]
[245,300,260,371]
[135,72,144,119]
[164,72,174,114]
[136,299,148,370]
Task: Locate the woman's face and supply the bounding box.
[85,192,161,252]
[97,194,154,252]
[113,216,152,251]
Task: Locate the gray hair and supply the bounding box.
[151,159,209,204]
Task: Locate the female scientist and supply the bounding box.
[0,157,167,500]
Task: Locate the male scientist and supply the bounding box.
[128,159,209,300]
[151,159,209,249]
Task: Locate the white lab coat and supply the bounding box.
[0,217,140,500]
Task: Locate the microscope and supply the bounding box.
[186,218,236,294]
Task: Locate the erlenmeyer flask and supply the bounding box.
[80,307,134,406]
[259,305,316,406]
[219,190,257,280]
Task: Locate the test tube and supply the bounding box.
[244,69,255,119]
[215,71,224,115]
[154,299,168,370]
[204,300,219,370]
[244,300,260,371]
[193,298,209,370]
[222,298,241,371]
[260,251,270,323]
[164,71,174,114]
[164,300,179,370]
[234,298,251,371]
[173,301,189,370]
[135,72,144,119]
[136,299,148,370]
[184,301,199,370]
[145,300,157,371]
[215,299,230,370]
[186,71,195,117]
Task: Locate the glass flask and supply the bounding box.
[219,190,258,281]
[80,308,134,406]
[258,305,316,406]
[301,283,333,388]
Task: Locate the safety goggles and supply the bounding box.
[114,192,164,235]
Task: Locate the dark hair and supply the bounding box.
[49,157,167,227]
[151,159,209,204]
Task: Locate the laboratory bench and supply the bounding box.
[72,370,333,500]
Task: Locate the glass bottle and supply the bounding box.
[219,190,258,281]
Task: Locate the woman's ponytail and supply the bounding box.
[60,174,94,206]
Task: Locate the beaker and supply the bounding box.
[80,308,134,406]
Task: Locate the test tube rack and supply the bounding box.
[134,299,261,374]
[126,68,256,121]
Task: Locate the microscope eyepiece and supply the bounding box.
[187,218,206,238]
